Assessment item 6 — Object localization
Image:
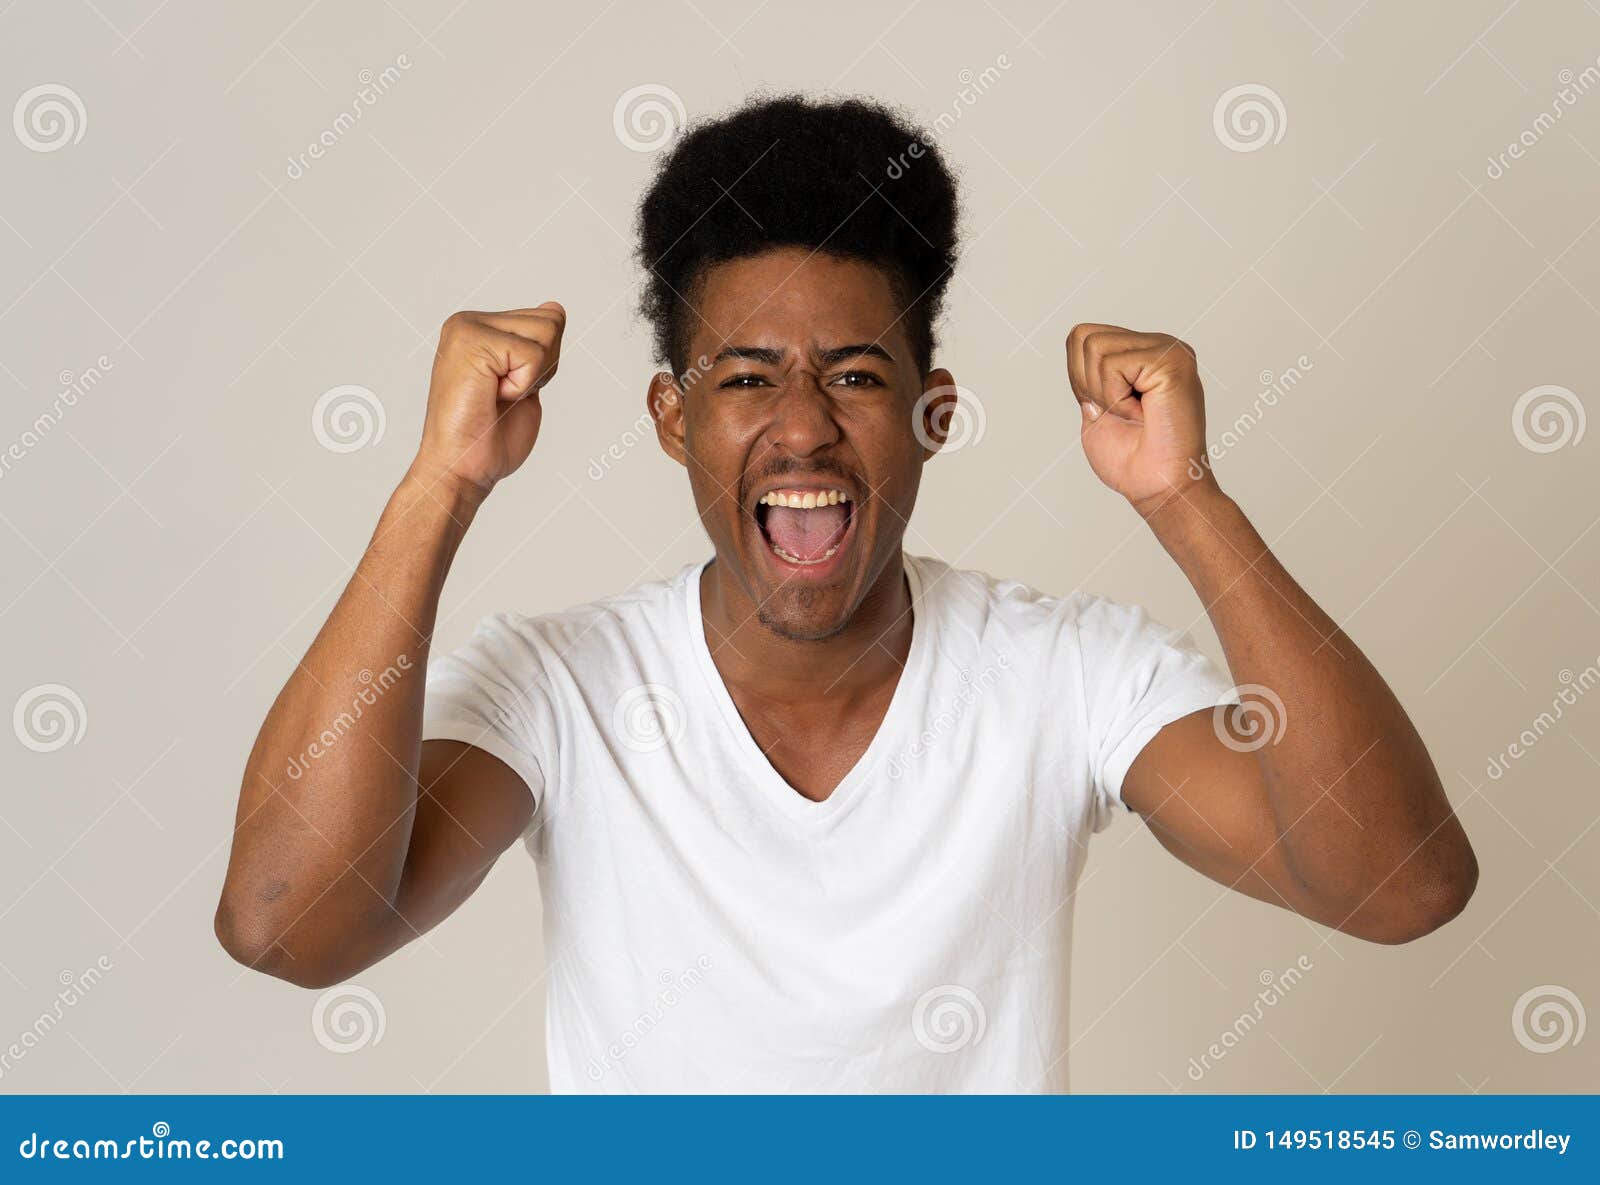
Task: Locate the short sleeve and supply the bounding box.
[1072,594,1234,825]
[421,614,556,815]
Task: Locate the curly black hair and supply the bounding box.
[636,94,960,378]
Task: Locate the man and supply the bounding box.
[216,96,1477,1092]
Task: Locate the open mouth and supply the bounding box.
[753,486,855,568]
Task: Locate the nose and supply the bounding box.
[764,374,841,458]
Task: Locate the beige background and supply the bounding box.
[2,0,1597,1093]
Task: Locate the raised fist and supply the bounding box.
[1066,322,1215,515]
[413,303,566,499]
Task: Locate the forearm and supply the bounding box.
[216,467,482,984]
[1145,485,1476,934]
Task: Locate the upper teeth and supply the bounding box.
[759,489,850,509]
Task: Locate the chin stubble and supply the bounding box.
[755,585,851,643]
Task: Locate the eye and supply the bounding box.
[833,370,884,388]
[718,373,770,390]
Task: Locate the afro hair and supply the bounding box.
[636,94,960,378]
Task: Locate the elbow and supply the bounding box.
[213,901,339,990]
[1361,841,1480,945]
[213,900,284,979]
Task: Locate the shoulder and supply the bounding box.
[511,564,692,647]
[907,552,1097,639]
[906,552,1207,675]
[435,562,698,684]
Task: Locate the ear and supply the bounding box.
[648,370,687,467]
[915,367,958,460]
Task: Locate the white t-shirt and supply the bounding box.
[422,553,1230,1093]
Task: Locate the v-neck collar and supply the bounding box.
[683,552,932,825]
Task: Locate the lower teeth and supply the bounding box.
[772,544,839,565]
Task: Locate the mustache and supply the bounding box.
[741,456,861,501]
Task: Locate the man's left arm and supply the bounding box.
[1066,323,1478,943]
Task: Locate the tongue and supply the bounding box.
[765,504,848,561]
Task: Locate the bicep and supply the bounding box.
[390,740,537,936]
[1120,709,1321,920]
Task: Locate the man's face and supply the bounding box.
[651,247,955,641]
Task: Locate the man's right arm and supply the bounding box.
[214,305,565,989]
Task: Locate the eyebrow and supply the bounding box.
[817,343,895,366]
[709,343,896,367]
[710,345,783,366]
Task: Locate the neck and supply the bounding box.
[699,552,913,702]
